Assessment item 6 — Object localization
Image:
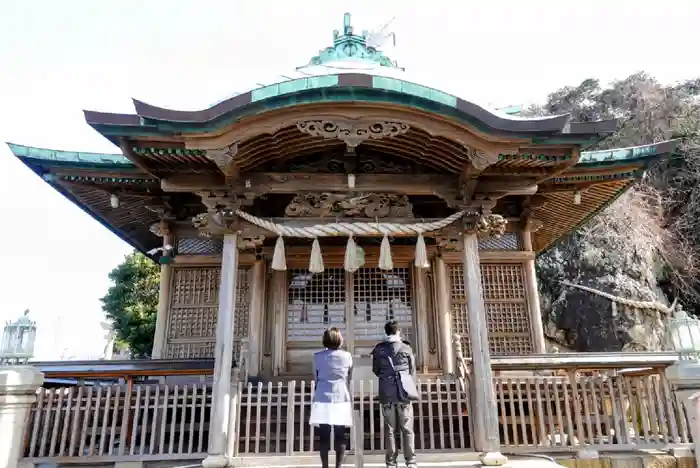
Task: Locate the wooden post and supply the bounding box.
[521,228,546,354]
[433,255,454,374]
[413,265,431,373]
[461,232,506,465]
[269,270,288,376]
[248,259,267,377]
[152,230,173,359]
[353,409,364,468]
[203,232,240,468]
[345,272,356,357]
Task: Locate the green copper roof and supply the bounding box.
[302,13,402,70]
[6,141,677,170]
[578,141,678,166]
[7,142,133,167]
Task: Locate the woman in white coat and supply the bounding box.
[309,327,354,468]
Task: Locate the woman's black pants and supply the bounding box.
[318,424,348,468]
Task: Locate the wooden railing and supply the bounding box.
[20,353,694,463]
[493,369,690,452]
[453,351,691,453]
[23,359,215,463]
[231,378,472,456]
[26,383,212,460]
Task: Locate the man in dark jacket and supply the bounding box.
[371,320,417,468]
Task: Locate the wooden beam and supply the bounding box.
[119,139,158,178]
[163,172,462,196]
[162,172,538,200]
[535,145,581,183]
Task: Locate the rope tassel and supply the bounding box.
[379,233,393,271]
[309,238,325,273]
[414,232,429,269]
[272,236,287,271]
[344,236,360,273]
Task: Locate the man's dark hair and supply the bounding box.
[384,320,399,336]
[322,327,343,350]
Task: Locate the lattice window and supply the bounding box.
[176,237,223,255]
[449,263,533,357]
[287,269,346,343]
[354,268,413,343]
[478,232,522,250]
[165,266,251,361]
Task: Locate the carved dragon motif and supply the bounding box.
[560,281,678,314]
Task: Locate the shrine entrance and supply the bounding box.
[283,262,415,376]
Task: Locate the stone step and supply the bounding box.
[230,453,560,467]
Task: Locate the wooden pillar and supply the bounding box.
[269,270,288,376]
[247,259,266,376]
[203,232,239,468]
[522,228,546,354]
[412,265,430,373]
[462,232,506,464]
[433,254,454,375]
[152,230,173,359]
[345,272,356,357]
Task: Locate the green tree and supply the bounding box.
[101,251,160,358]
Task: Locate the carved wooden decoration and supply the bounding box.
[463,213,508,238]
[150,222,166,237]
[284,192,414,218]
[296,120,410,149]
[192,191,250,237]
[262,152,437,174]
[238,235,265,251]
[467,148,494,171]
[205,142,239,179]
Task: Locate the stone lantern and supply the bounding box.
[663,308,700,361]
[0,309,43,468]
[0,309,37,365]
[664,306,700,466]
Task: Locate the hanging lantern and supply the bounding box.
[573,190,582,205]
[0,310,37,365]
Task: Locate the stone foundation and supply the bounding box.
[558,453,695,468]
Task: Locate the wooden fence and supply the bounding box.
[21,359,693,463]
[492,371,690,452]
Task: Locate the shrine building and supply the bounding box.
[7,14,684,467]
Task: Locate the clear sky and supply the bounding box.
[0,0,698,360]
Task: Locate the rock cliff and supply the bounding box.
[536,192,676,352]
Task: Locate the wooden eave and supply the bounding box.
[5,141,679,260]
[531,140,682,252]
[7,143,163,256]
[83,74,617,149]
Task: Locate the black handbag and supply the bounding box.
[388,355,420,402]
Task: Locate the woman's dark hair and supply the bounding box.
[322,327,343,350]
[385,320,399,336]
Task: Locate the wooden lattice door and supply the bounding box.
[165,266,251,362]
[449,263,533,357]
[285,268,347,373]
[283,266,415,373]
[352,267,414,346]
